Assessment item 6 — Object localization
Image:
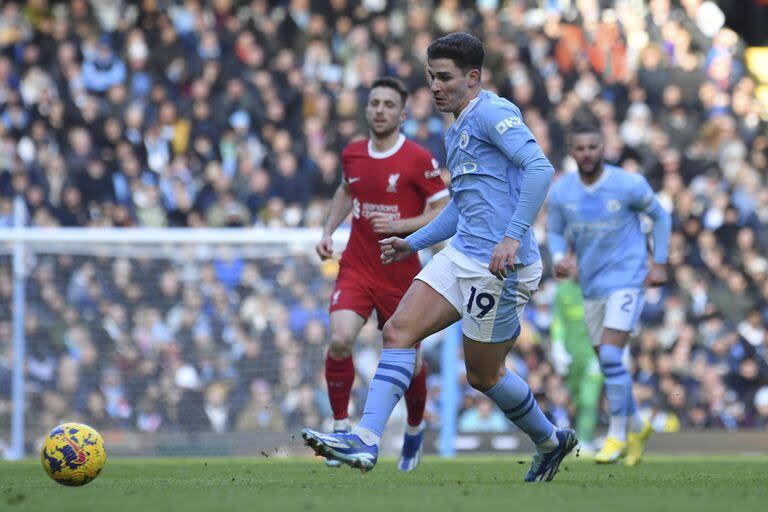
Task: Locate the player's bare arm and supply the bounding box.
[369,196,449,234]
[317,183,353,260]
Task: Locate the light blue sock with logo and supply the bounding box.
[355,349,416,445]
[599,344,634,441]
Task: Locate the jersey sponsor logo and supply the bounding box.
[569,218,624,233]
[387,173,400,193]
[495,115,522,135]
[459,130,469,148]
[348,177,361,183]
[353,200,401,220]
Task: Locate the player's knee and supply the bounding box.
[381,318,410,349]
[465,369,498,393]
[328,332,354,358]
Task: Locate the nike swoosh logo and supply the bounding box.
[348,177,361,183]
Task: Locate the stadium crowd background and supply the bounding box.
[1,0,768,453]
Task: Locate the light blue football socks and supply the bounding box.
[485,369,558,450]
[599,344,639,440]
[355,349,416,446]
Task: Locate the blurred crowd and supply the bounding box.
[1,0,768,453]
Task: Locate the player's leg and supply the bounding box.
[589,289,647,463]
[583,297,623,461]
[321,278,372,467]
[373,291,429,471]
[460,260,576,482]
[463,337,577,482]
[594,327,631,462]
[303,251,462,471]
[373,290,429,431]
[463,337,558,444]
[605,293,652,467]
[326,310,366,429]
[405,350,427,430]
[396,348,428,471]
[354,279,460,442]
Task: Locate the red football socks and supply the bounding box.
[325,352,355,420]
[405,361,428,427]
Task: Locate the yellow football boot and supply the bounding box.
[625,421,653,467]
[594,436,627,464]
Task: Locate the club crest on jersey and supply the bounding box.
[607,199,621,213]
[459,130,469,149]
[387,173,400,193]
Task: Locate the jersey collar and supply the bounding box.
[451,91,484,131]
[367,133,406,159]
[579,165,612,193]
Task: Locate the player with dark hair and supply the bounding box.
[315,76,449,472]
[304,33,577,482]
[547,118,671,466]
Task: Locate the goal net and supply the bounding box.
[2,227,451,457]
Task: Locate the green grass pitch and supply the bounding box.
[2,455,767,512]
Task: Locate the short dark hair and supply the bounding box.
[569,113,602,139]
[427,32,484,73]
[370,76,409,106]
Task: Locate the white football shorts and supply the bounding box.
[583,288,645,346]
[414,244,542,343]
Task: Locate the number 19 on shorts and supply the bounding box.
[466,286,496,318]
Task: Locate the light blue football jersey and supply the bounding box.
[547,165,658,299]
[444,90,547,265]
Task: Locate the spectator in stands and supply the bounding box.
[0,1,766,452]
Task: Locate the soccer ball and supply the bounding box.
[40,422,107,486]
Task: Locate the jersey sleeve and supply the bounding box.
[477,101,536,162]
[414,152,448,204]
[627,173,656,212]
[627,173,671,264]
[546,185,568,263]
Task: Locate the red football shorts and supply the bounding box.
[329,268,409,329]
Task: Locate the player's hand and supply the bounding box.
[489,237,520,280]
[644,263,667,287]
[379,237,412,264]
[369,212,402,234]
[315,234,334,261]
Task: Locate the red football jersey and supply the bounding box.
[340,134,448,291]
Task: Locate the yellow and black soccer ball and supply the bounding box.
[40,422,107,486]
